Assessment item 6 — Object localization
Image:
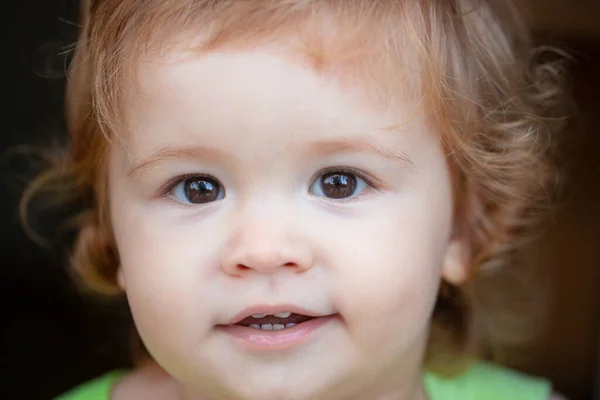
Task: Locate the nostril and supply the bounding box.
[232,262,297,274]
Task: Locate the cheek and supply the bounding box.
[327,197,450,350]
[110,200,223,349]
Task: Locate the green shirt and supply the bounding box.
[56,362,551,399]
[423,362,551,400]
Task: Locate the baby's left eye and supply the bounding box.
[309,170,369,199]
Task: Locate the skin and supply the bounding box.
[107,45,474,400]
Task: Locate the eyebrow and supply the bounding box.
[127,137,415,177]
[127,145,229,178]
[302,138,415,168]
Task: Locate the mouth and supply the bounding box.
[218,306,337,350]
[234,312,316,331]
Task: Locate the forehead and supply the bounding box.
[112,41,441,182]
[134,45,400,115]
[91,2,434,144]
[126,46,425,147]
[125,15,423,116]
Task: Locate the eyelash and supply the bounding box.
[158,173,216,198]
[157,167,380,202]
[310,166,378,201]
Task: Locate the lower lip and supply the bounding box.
[217,315,337,351]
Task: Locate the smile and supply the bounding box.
[236,312,315,331]
[218,306,338,350]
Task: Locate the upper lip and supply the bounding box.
[226,304,325,325]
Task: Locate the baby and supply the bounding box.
[26,0,569,399]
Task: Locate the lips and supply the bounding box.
[218,309,339,350]
[223,305,329,332]
[227,305,321,324]
[235,313,315,331]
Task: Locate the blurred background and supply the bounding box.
[0,0,599,399]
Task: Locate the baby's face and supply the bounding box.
[108,46,462,399]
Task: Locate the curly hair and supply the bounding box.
[21,0,570,374]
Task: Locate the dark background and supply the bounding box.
[1,0,599,399]
[1,1,131,399]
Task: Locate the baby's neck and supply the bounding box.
[176,372,429,400]
[114,361,429,400]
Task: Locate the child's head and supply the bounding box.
[28,0,567,399]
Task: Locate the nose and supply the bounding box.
[221,217,314,277]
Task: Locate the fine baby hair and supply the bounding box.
[23,1,569,399]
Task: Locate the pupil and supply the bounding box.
[321,172,356,199]
[185,178,220,203]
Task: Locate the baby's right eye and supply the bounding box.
[169,176,225,205]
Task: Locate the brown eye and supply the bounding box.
[171,177,224,204]
[311,171,367,199]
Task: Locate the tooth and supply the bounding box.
[285,323,296,328]
[261,324,273,331]
[274,312,292,318]
[252,314,266,318]
[250,324,260,330]
[272,324,285,331]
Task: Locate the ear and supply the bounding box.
[441,239,469,285]
[117,266,126,290]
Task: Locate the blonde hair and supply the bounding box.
[22,0,569,374]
